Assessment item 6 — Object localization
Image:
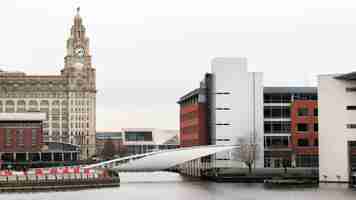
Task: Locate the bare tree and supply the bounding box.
[234,137,259,174]
[101,139,116,160]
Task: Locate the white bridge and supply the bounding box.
[85,145,238,171]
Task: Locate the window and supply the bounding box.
[264,121,290,133]
[126,131,153,141]
[347,124,356,129]
[5,129,12,145]
[297,123,308,132]
[314,123,318,132]
[346,106,356,110]
[298,139,309,147]
[16,129,24,146]
[31,129,37,145]
[264,136,289,148]
[264,106,290,118]
[346,87,356,92]
[314,108,318,116]
[297,108,309,116]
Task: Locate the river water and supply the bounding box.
[0,172,355,200]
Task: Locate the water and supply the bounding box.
[0,172,355,200]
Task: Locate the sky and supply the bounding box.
[1,0,356,131]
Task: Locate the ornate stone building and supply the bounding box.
[0,8,96,160]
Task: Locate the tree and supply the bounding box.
[101,139,116,160]
[116,142,128,158]
[235,137,259,174]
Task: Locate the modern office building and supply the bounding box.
[177,75,212,147]
[263,87,317,168]
[318,72,356,182]
[290,100,318,167]
[0,8,97,159]
[210,57,264,168]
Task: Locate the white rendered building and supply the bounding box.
[318,72,356,182]
[210,57,264,168]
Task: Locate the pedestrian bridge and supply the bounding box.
[85,145,238,171]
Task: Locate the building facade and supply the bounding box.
[290,100,318,167]
[318,72,356,182]
[210,57,264,168]
[263,87,317,168]
[0,9,96,160]
[177,77,211,147]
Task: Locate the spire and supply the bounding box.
[71,7,85,41]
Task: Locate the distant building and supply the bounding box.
[0,9,97,160]
[96,129,179,157]
[318,72,356,182]
[263,87,317,168]
[290,100,318,167]
[177,76,211,147]
[95,132,124,157]
[122,128,179,155]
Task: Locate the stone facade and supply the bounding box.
[0,9,96,160]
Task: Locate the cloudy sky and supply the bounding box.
[1,0,356,131]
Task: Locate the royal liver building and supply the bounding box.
[0,9,96,159]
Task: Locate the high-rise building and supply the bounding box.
[210,57,264,168]
[0,8,96,160]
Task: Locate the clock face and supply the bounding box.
[74,47,84,57]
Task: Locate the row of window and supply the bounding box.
[4,128,38,146]
[264,93,317,103]
[264,106,290,118]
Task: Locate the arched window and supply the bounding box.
[29,100,38,111]
[17,100,26,112]
[5,100,15,112]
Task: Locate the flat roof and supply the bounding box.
[334,71,356,80]
[0,112,47,121]
[177,88,204,104]
[264,87,317,94]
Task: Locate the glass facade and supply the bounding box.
[125,131,153,142]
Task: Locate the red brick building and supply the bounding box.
[290,100,318,167]
[0,113,45,152]
[0,113,80,169]
[178,88,209,147]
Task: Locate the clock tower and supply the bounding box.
[61,7,97,160]
[64,7,91,69]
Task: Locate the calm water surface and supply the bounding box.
[1,172,355,200]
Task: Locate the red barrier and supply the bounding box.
[35,168,44,176]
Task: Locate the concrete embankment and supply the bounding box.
[202,167,319,185]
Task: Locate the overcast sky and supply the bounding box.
[1,0,356,131]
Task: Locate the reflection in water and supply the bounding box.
[0,172,355,200]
